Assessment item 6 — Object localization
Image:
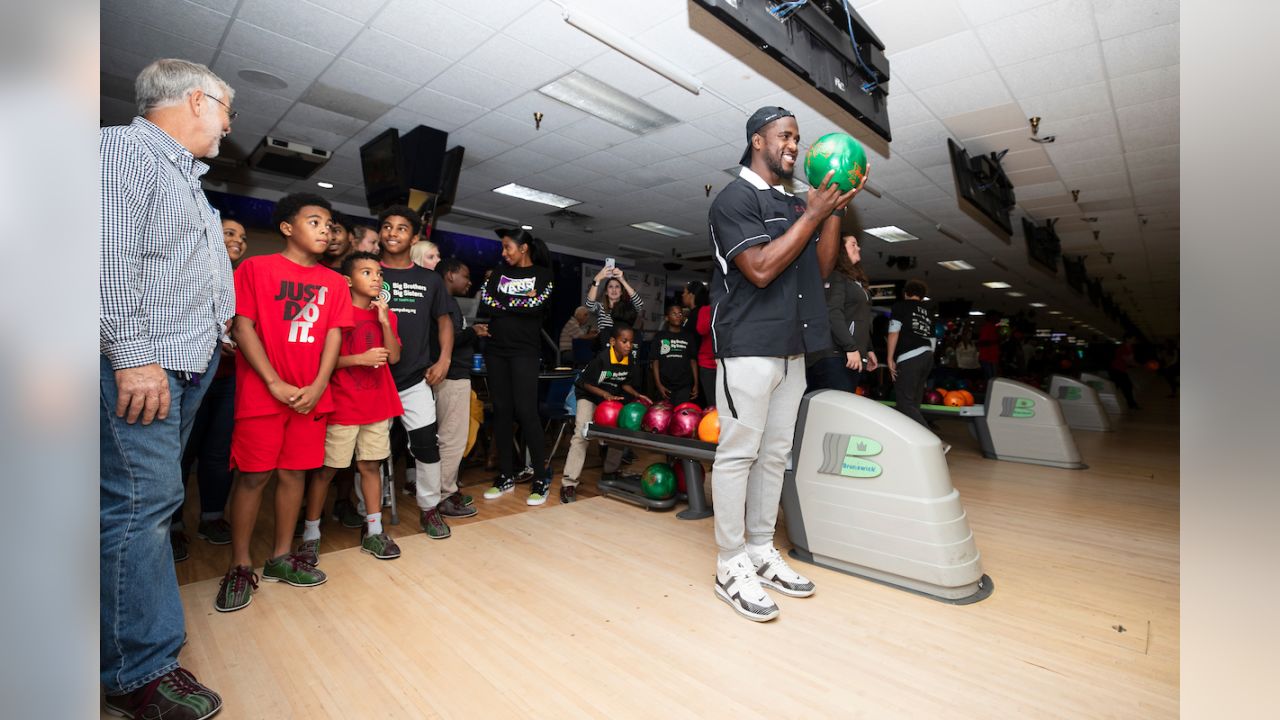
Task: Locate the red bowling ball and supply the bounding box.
[672,402,702,416]
[640,404,673,434]
[668,407,701,438]
[593,400,623,427]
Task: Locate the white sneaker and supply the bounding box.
[748,545,816,598]
[715,553,779,622]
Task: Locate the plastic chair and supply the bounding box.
[540,374,579,467]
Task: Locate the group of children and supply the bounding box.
[213,195,481,613]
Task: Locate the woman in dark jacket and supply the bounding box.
[807,233,878,392]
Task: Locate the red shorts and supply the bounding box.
[231,411,328,472]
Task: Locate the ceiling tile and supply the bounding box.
[303,0,387,23]
[574,150,639,176]
[976,0,1097,67]
[917,71,1012,118]
[641,84,731,123]
[1000,147,1053,172]
[890,120,951,154]
[1123,145,1178,169]
[1014,179,1069,200]
[1128,163,1178,184]
[1019,81,1113,123]
[1110,64,1178,109]
[999,44,1105,98]
[560,116,640,151]
[1007,165,1064,187]
[890,184,950,205]
[886,93,937,129]
[343,29,452,85]
[961,127,1041,156]
[1045,132,1123,165]
[642,124,723,155]
[897,145,951,171]
[271,120,347,153]
[636,12,752,75]
[580,50,689,100]
[955,0,1058,26]
[101,11,217,67]
[101,0,230,45]
[1073,171,1129,192]
[465,111,544,147]
[1045,111,1118,142]
[461,34,572,94]
[496,92,588,131]
[445,128,514,164]
[237,0,362,51]
[433,0,539,29]
[1056,154,1126,180]
[428,65,522,110]
[1101,23,1179,78]
[943,103,1027,141]
[556,0,679,35]
[280,102,367,138]
[1116,97,1179,135]
[400,87,488,130]
[302,82,394,124]
[1092,0,1178,40]
[222,20,336,79]
[1120,122,1178,152]
[919,163,957,187]
[211,51,310,101]
[887,31,992,92]
[608,137,682,165]
[856,0,970,53]
[101,46,156,83]
[484,146,563,176]
[373,0,492,62]
[318,59,417,107]
[186,0,238,12]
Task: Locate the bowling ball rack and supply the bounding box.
[584,423,716,519]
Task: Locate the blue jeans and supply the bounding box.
[806,355,860,393]
[100,352,216,694]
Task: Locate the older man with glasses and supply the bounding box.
[100,58,236,720]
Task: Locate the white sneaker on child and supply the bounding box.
[747,545,816,598]
[715,553,779,622]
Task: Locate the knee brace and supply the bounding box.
[408,423,440,464]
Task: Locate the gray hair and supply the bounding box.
[135,58,233,116]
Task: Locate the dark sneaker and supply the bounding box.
[559,485,578,504]
[362,532,402,560]
[419,507,451,539]
[196,519,232,545]
[262,553,327,587]
[715,552,779,622]
[515,465,536,484]
[620,449,636,466]
[214,565,258,613]
[526,478,551,506]
[438,492,477,518]
[750,545,816,598]
[483,475,515,500]
[103,667,222,720]
[333,499,363,529]
[170,531,189,563]
[295,538,320,567]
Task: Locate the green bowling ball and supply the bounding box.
[618,401,647,431]
[640,462,676,500]
[804,132,868,193]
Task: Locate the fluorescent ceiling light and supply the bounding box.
[982,281,1012,289]
[1006,291,1025,297]
[617,243,667,258]
[865,226,918,243]
[1029,302,1047,308]
[520,224,534,230]
[316,181,334,189]
[561,12,702,94]
[630,221,692,238]
[492,182,581,209]
[937,260,975,271]
[968,310,985,316]
[1048,310,1062,315]
[539,71,678,134]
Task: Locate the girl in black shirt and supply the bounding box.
[479,229,555,503]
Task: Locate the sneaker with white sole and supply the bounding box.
[526,478,551,506]
[483,474,515,500]
[748,545,816,598]
[714,553,779,622]
[515,465,536,484]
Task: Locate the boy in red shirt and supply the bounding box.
[297,251,405,562]
[215,193,354,613]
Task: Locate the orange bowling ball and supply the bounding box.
[697,408,720,444]
[958,389,975,406]
[854,386,867,396]
[943,391,966,407]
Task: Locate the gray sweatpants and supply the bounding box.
[711,354,806,562]
[561,398,624,487]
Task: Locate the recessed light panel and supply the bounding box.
[492,183,581,209]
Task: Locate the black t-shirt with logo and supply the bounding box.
[575,347,635,402]
[650,327,698,390]
[889,298,935,360]
[380,263,451,391]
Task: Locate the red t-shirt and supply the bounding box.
[233,253,354,419]
[977,322,1001,364]
[329,306,404,425]
[695,305,716,369]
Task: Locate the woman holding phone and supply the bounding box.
[585,260,642,346]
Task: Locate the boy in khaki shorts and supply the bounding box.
[300,251,405,561]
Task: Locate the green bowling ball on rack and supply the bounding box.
[617,401,647,431]
[640,463,676,500]
[804,132,868,193]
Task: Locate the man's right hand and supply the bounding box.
[114,363,172,425]
[805,169,864,221]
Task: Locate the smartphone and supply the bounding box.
[604,257,616,271]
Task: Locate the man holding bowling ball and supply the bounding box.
[707,106,863,622]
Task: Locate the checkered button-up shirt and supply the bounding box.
[100,117,234,373]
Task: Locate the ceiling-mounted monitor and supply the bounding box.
[948,138,1015,241]
[1022,216,1061,276]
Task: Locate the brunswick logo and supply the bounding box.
[378,281,391,304]
[1057,387,1083,401]
[999,397,1036,419]
[819,433,884,478]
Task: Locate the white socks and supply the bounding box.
[302,518,321,542]
[366,512,383,537]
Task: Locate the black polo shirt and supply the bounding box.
[707,167,831,359]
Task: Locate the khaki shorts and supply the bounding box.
[323,419,392,468]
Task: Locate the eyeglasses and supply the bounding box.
[206,93,238,121]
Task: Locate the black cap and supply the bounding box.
[739,106,795,166]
